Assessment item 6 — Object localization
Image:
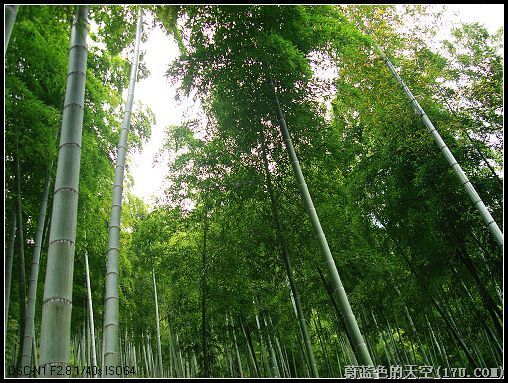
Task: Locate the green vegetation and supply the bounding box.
[4,4,503,378]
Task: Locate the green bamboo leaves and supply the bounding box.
[103,9,143,376]
[39,6,89,375]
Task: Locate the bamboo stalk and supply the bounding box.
[260,128,319,377]
[4,5,19,53]
[5,207,16,339]
[241,321,259,377]
[372,41,503,247]
[103,10,143,376]
[15,147,27,375]
[268,74,375,371]
[38,6,89,375]
[153,268,164,378]
[84,249,97,376]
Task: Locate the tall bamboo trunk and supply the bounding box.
[32,327,38,376]
[5,207,17,335]
[20,168,52,375]
[201,206,209,377]
[393,284,431,368]
[259,127,319,377]
[457,249,502,336]
[263,315,280,378]
[84,249,97,376]
[380,224,481,369]
[4,5,19,53]
[404,253,479,368]
[316,267,356,356]
[371,311,392,367]
[103,10,143,376]
[153,268,163,377]
[268,75,375,371]
[241,322,259,377]
[38,6,89,375]
[314,314,334,376]
[15,151,27,375]
[230,319,244,378]
[463,131,503,188]
[372,41,503,247]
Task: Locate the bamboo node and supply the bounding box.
[42,296,72,305]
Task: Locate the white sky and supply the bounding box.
[128,5,504,207]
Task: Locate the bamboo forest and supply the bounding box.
[3,4,504,379]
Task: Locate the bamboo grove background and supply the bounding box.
[4,4,504,379]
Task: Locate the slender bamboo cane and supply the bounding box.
[231,320,244,378]
[312,318,329,375]
[153,268,164,378]
[267,316,287,378]
[20,169,52,375]
[142,335,149,377]
[101,323,105,376]
[15,148,27,375]
[315,314,335,376]
[176,334,185,377]
[263,316,280,378]
[296,325,311,374]
[168,325,180,377]
[457,249,502,336]
[360,307,378,367]
[482,328,500,366]
[84,249,97,376]
[275,338,287,378]
[118,332,124,378]
[185,355,190,378]
[381,225,481,369]
[81,325,86,377]
[393,282,431,368]
[454,267,502,345]
[5,207,16,336]
[86,318,90,374]
[4,4,19,53]
[334,344,342,378]
[241,322,259,377]
[192,354,198,378]
[39,6,88,375]
[103,10,143,375]
[282,341,291,378]
[371,41,503,247]
[316,267,358,362]
[255,310,270,377]
[338,334,352,366]
[472,344,487,369]
[297,336,310,378]
[32,327,38,377]
[371,311,391,367]
[268,74,375,371]
[392,317,411,365]
[435,327,451,370]
[426,316,446,367]
[149,333,156,377]
[291,346,298,378]
[201,205,209,377]
[259,128,319,377]
[385,318,404,365]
